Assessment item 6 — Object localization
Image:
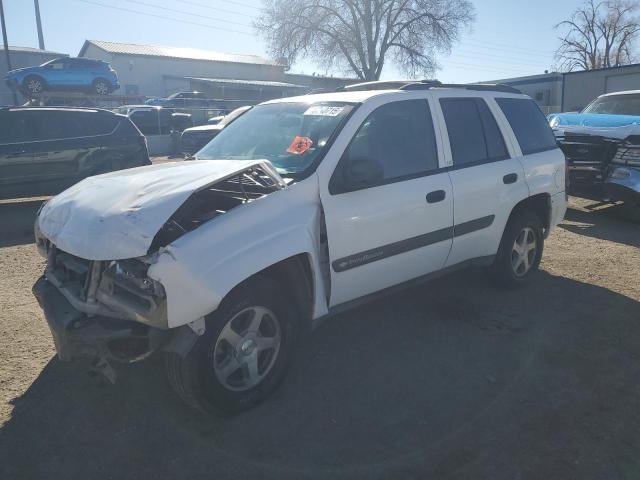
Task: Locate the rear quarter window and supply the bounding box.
[496,98,557,155]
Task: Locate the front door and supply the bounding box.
[320,99,454,307]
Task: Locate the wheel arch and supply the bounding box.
[507,193,552,236]
[22,73,47,91]
[244,253,315,331]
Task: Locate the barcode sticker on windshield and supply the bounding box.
[304,106,344,117]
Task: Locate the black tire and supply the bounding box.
[93,78,111,95]
[489,210,544,288]
[166,275,297,414]
[22,75,46,96]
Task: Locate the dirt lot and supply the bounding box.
[0,195,639,480]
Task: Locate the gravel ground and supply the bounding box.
[0,196,638,480]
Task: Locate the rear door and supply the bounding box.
[28,111,102,193]
[67,59,93,87]
[320,97,454,307]
[435,95,529,267]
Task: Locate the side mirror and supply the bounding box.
[343,156,384,191]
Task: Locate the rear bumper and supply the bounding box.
[549,191,567,234]
[33,276,169,363]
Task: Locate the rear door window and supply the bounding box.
[440,98,509,166]
[30,111,118,141]
[496,98,557,155]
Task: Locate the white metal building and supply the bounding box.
[78,40,288,98]
[78,40,357,101]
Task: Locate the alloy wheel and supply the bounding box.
[95,81,109,95]
[213,306,281,392]
[27,79,42,94]
[511,227,537,277]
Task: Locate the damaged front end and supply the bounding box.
[556,130,640,204]
[33,244,171,379]
[32,160,286,380]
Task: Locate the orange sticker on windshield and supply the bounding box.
[287,136,313,155]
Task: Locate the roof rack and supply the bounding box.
[336,80,441,92]
[336,80,521,94]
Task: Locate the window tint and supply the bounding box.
[0,112,35,144]
[440,98,509,166]
[69,59,98,69]
[496,98,557,155]
[81,113,119,136]
[30,111,118,141]
[341,99,439,187]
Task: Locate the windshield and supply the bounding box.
[218,106,251,127]
[196,102,354,176]
[583,94,640,116]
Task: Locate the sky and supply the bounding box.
[5,0,586,83]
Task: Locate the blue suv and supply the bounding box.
[5,57,120,97]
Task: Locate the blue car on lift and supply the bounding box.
[5,57,120,98]
[549,90,640,205]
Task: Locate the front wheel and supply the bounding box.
[23,75,46,96]
[166,276,296,414]
[489,210,544,288]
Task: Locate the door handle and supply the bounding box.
[503,173,518,184]
[426,190,446,203]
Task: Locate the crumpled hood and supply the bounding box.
[549,112,640,128]
[38,159,282,260]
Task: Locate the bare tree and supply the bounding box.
[255,0,475,80]
[555,0,640,71]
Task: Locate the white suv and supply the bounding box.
[33,80,567,413]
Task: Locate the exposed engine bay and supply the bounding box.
[149,167,282,252]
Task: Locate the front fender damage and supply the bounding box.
[33,161,289,382]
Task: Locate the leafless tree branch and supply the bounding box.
[555,0,639,71]
[255,0,475,80]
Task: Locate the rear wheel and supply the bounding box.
[166,275,296,414]
[489,210,544,288]
[23,75,46,96]
[93,79,111,95]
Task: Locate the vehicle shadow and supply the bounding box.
[560,204,640,248]
[0,199,47,248]
[1,270,640,480]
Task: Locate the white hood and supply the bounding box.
[38,160,282,260]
